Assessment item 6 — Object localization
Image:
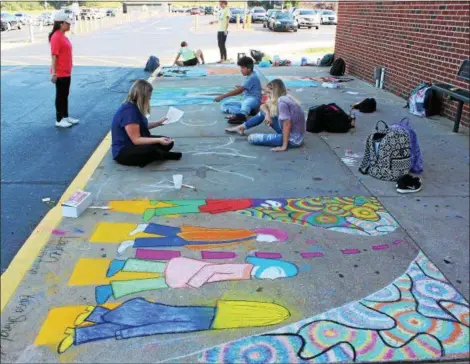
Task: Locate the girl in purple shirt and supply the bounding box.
[225,79,306,152]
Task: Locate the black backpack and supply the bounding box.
[319,53,335,67]
[330,58,346,76]
[250,49,265,63]
[307,103,354,133]
[144,55,160,73]
[353,98,377,113]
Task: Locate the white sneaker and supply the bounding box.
[55,119,73,128]
[65,117,79,125]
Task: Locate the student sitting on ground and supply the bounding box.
[111,79,182,167]
[214,56,262,124]
[225,79,305,152]
[173,41,205,66]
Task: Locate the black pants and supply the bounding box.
[115,136,181,167]
[55,76,71,122]
[217,31,227,61]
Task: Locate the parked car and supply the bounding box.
[251,7,266,23]
[94,9,105,19]
[106,9,116,17]
[15,13,31,25]
[263,9,279,28]
[80,8,94,20]
[269,12,297,32]
[1,12,22,31]
[36,12,54,26]
[229,8,245,23]
[190,7,200,15]
[320,10,337,25]
[204,6,214,15]
[293,9,320,29]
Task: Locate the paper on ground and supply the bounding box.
[165,107,184,124]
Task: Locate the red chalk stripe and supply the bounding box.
[136,249,181,260]
[393,240,404,245]
[255,252,282,259]
[341,249,361,255]
[372,244,389,250]
[52,229,66,236]
[201,251,237,259]
[300,252,324,258]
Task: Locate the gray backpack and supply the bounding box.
[359,121,411,181]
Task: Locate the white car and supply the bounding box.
[320,10,337,25]
[293,9,320,29]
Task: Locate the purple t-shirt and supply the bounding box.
[278,96,306,145]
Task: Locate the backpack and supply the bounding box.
[408,83,441,117]
[359,121,411,181]
[330,58,346,76]
[144,56,160,73]
[307,103,353,133]
[250,49,265,63]
[391,118,423,174]
[320,53,335,67]
[353,98,377,113]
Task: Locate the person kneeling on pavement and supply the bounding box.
[225,79,305,152]
[111,79,182,167]
[173,41,205,66]
[214,56,262,125]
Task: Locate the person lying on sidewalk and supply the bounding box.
[173,41,205,66]
[225,79,306,152]
[111,79,182,167]
[214,56,262,124]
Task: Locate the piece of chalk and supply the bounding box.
[341,249,361,255]
[201,251,237,259]
[300,252,324,258]
[255,252,282,259]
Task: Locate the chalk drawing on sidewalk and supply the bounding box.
[89,222,288,252]
[199,251,470,363]
[106,197,398,236]
[150,86,239,107]
[182,137,257,159]
[157,67,239,78]
[93,256,298,304]
[48,299,290,354]
[265,75,318,88]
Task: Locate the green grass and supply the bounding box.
[304,46,335,54]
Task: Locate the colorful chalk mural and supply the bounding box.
[94,256,298,304]
[56,299,290,354]
[199,252,470,363]
[107,197,399,236]
[89,222,288,253]
[150,86,240,107]
[266,75,318,88]
[158,66,241,78]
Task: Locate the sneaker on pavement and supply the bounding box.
[65,117,79,125]
[397,175,422,194]
[396,175,421,188]
[55,119,73,128]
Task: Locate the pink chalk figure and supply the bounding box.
[117,223,289,254]
[95,256,298,304]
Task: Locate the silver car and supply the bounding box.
[293,9,320,29]
[320,10,337,25]
[251,8,266,23]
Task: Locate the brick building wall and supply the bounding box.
[335,1,470,127]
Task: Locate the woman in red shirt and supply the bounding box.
[49,12,79,128]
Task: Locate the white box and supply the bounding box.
[61,190,93,218]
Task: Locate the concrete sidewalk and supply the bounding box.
[1,65,468,363]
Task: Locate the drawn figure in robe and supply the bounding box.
[117,223,289,254]
[96,256,298,304]
[57,298,290,354]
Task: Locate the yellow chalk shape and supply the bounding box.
[89,222,159,243]
[108,200,175,214]
[34,303,120,346]
[68,258,159,286]
[213,301,290,329]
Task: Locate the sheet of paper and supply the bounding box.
[165,107,184,124]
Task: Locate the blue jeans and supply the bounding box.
[221,96,260,117]
[245,113,303,148]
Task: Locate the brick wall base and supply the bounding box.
[335,1,470,127]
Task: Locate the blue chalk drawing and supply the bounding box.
[150,86,240,107]
[266,76,318,88]
[159,67,208,78]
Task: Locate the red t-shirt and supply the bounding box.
[50,31,73,77]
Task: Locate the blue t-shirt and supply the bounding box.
[111,102,150,159]
[242,71,262,101]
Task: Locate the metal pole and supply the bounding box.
[29,23,34,43]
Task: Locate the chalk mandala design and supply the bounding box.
[199,252,470,363]
[237,197,398,236]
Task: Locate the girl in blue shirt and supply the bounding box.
[111,80,182,167]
